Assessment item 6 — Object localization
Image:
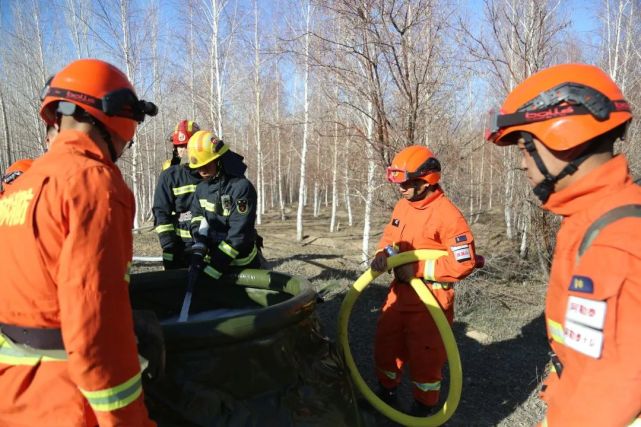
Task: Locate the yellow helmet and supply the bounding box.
[187,130,229,168]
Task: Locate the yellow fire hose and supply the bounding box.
[338,250,462,427]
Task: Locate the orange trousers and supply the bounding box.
[374,287,454,406]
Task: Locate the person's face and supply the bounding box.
[45,125,58,148]
[176,145,188,158]
[398,178,429,200]
[197,160,218,178]
[516,137,567,189]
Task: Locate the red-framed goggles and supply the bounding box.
[43,86,158,123]
[386,157,441,184]
[485,82,631,142]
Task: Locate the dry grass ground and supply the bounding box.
[133,206,550,427]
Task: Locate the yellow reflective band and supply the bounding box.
[199,199,217,213]
[230,245,257,266]
[629,418,641,426]
[413,380,441,392]
[0,188,34,227]
[204,265,222,279]
[430,282,448,290]
[176,228,191,239]
[172,184,197,196]
[547,318,565,344]
[423,259,436,281]
[80,372,142,412]
[541,416,548,427]
[162,252,174,261]
[0,334,67,366]
[218,241,239,259]
[124,261,131,283]
[155,224,175,234]
[191,215,205,224]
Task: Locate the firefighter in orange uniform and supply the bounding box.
[0,59,157,426]
[370,145,478,415]
[487,64,641,426]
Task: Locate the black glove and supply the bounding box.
[188,242,208,272]
[132,310,165,381]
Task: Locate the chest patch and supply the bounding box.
[455,234,467,243]
[565,296,606,330]
[568,275,593,294]
[392,218,400,227]
[237,198,249,215]
[563,320,603,359]
[451,244,471,262]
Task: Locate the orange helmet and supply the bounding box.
[486,63,632,150]
[2,159,34,185]
[172,120,200,146]
[386,146,441,185]
[39,59,157,142]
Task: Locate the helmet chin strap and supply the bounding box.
[408,180,431,202]
[521,132,591,203]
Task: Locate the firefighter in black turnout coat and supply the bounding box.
[187,130,261,279]
[152,120,201,269]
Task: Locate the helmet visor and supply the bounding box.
[386,167,409,183]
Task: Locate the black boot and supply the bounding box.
[409,400,437,417]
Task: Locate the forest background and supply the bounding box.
[1,0,639,267]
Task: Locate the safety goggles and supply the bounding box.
[386,157,441,184]
[44,86,158,122]
[485,83,631,142]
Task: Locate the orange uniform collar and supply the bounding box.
[407,186,444,209]
[543,155,630,216]
[49,129,113,164]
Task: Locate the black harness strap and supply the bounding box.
[0,323,64,350]
[576,204,641,263]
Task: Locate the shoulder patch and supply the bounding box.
[568,275,593,294]
[392,218,400,227]
[236,198,249,215]
[455,234,467,243]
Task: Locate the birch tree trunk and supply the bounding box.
[296,0,311,241]
[253,0,263,224]
[361,101,375,265]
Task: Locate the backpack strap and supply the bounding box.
[576,204,641,263]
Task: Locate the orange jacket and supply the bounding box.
[540,155,641,427]
[377,187,476,310]
[0,130,154,426]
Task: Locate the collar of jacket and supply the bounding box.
[49,129,113,165]
[406,185,444,209]
[543,155,631,217]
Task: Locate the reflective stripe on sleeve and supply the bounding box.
[629,418,641,426]
[80,372,143,412]
[191,215,205,224]
[230,245,257,266]
[423,259,436,281]
[199,199,217,213]
[172,184,197,196]
[379,369,397,380]
[547,318,565,344]
[155,224,174,234]
[412,380,441,392]
[204,265,223,279]
[162,252,174,261]
[218,241,239,259]
[176,228,191,239]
